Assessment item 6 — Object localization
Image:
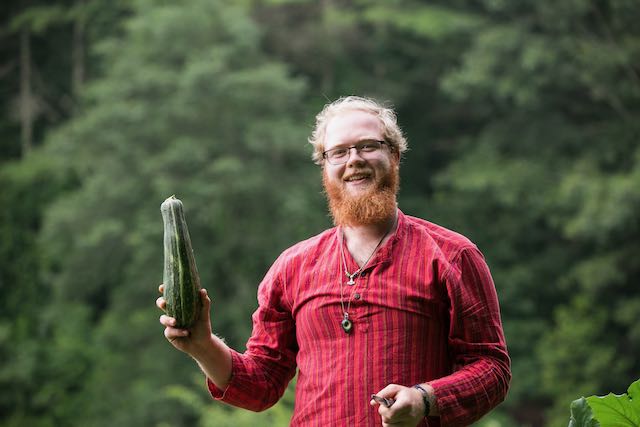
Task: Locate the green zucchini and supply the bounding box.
[161,195,202,328]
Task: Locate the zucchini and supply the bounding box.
[161,195,202,328]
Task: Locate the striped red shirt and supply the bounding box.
[208,210,510,426]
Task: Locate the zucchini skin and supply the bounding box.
[161,195,202,328]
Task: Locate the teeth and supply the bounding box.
[346,175,369,182]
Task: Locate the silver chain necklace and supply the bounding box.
[338,217,396,333]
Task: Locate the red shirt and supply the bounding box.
[208,210,510,426]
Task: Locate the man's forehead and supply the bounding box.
[324,110,383,147]
[326,109,381,128]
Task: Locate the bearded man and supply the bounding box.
[157,96,511,426]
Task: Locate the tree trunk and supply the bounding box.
[320,0,335,93]
[19,27,34,157]
[72,1,86,97]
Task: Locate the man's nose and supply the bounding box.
[345,147,366,165]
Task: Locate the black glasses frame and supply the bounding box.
[322,140,391,165]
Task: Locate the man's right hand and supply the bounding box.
[156,284,233,389]
[156,285,214,357]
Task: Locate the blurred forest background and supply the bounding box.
[1,0,639,426]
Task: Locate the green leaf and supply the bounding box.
[569,397,600,427]
[9,5,68,33]
[362,5,483,39]
[586,379,640,426]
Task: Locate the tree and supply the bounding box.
[34,0,326,424]
[429,0,640,424]
[0,0,130,160]
[3,0,638,425]
[0,153,75,426]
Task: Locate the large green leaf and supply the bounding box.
[586,379,640,426]
[569,397,600,427]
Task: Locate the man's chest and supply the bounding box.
[290,260,447,341]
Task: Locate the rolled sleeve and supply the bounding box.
[430,247,511,426]
[206,257,298,412]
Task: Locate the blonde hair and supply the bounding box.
[308,96,408,165]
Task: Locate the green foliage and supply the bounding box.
[540,296,627,423]
[0,153,75,425]
[1,0,639,425]
[9,5,68,33]
[362,4,483,40]
[569,379,640,427]
[586,379,640,426]
[162,374,297,427]
[569,398,600,427]
[425,1,640,425]
[8,0,323,425]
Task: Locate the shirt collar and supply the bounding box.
[334,208,406,272]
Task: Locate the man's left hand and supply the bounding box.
[370,384,425,426]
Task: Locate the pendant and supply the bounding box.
[345,271,358,286]
[341,315,353,333]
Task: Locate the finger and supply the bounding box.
[201,288,210,304]
[200,288,211,321]
[159,314,177,327]
[375,383,403,399]
[164,326,189,341]
[371,395,395,408]
[158,283,164,294]
[156,296,166,310]
[380,410,412,425]
[378,402,391,418]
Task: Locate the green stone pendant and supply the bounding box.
[341,316,352,333]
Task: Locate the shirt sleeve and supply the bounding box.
[207,255,298,411]
[429,246,511,426]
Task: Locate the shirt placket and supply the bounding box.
[341,239,394,425]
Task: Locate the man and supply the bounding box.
[157,96,511,426]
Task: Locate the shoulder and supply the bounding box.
[401,212,477,260]
[400,212,494,289]
[257,227,336,307]
[272,227,337,268]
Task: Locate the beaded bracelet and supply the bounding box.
[413,384,431,417]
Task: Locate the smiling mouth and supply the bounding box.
[344,173,371,183]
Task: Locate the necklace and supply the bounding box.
[339,231,386,287]
[338,216,396,333]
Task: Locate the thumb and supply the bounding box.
[370,384,402,405]
[375,383,403,399]
[199,288,211,323]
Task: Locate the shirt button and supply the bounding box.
[353,293,361,300]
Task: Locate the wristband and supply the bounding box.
[413,384,431,417]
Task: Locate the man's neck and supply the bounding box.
[341,210,398,267]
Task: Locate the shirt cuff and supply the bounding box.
[206,348,241,401]
[207,376,227,399]
[428,377,461,425]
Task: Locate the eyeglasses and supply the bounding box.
[322,140,391,165]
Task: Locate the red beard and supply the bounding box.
[323,163,399,227]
